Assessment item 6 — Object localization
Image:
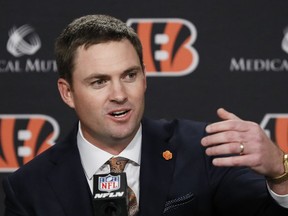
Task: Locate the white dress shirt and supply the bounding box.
[76,122,288,208]
[77,123,141,202]
[267,184,288,208]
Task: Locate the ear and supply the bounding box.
[57,78,75,108]
[142,64,147,91]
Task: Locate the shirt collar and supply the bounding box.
[77,122,142,180]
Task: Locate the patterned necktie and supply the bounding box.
[107,157,138,216]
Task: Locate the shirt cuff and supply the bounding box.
[267,182,288,208]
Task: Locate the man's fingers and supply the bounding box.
[201,130,244,146]
[204,108,246,134]
[205,142,245,156]
[217,108,241,121]
[212,155,251,167]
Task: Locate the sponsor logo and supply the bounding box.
[127,18,199,76]
[0,59,58,73]
[0,24,57,73]
[230,58,288,72]
[281,27,288,54]
[98,174,121,192]
[0,114,59,172]
[229,26,288,72]
[94,192,125,199]
[260,114,288,153]
[7,25,41,57]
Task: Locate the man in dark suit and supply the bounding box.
[3,14,288,216]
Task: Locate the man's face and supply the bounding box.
[58,39,146,151]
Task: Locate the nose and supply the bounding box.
[109,81,127,103]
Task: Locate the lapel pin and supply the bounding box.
[162,150,173,160]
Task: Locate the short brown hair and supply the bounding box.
[55,14,143,85]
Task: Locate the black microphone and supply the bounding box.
[93,172,128,216]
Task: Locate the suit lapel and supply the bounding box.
[46,127,94,216]
[44,119,177,216]
[139,118,177,216]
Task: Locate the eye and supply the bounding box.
[123,70,138,82]
[91,79,108,89]
[128,71,137,79]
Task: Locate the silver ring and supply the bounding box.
[239,143,244,155]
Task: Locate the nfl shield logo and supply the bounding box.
[98,174,121,192]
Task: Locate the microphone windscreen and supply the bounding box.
[93,172,128,216]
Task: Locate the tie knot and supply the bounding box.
[107,157,129,173]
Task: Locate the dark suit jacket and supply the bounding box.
[2,118,288,216]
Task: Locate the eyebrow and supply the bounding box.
[123,65,143,74]
[83,65,143,83]
[83,73,108,83]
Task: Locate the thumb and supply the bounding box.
[217,108,241,121]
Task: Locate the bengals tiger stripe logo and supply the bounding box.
[126,18,199,76]
[0,114,59,172]
[260,114,288,153]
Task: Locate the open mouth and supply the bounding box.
[109,110,130,118]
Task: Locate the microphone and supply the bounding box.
[93,172,128,216]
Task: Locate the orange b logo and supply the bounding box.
[0,114,59,172]
[127,18,199,76]
[260,114,288,153]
